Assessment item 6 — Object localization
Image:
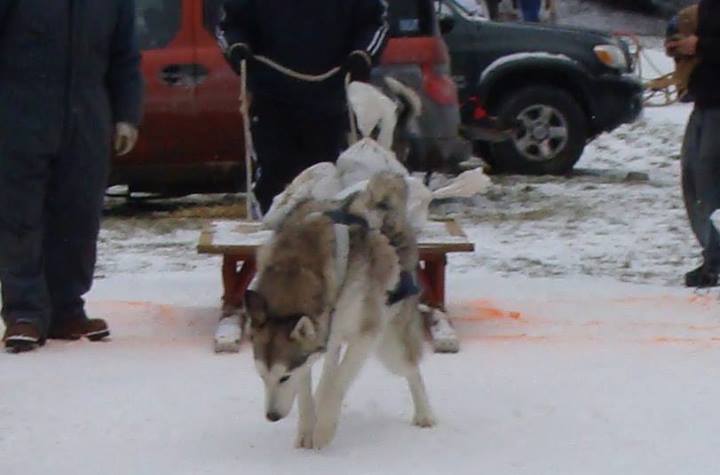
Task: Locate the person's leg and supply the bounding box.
[682,108,720,287]
[485,0,500,19]
[519,0,541,21]
[682,109,703,244]
[0,146,52,345]
[693,109,720,269]
[250,102,303,214]
[297,110,349,171]
[43,120,111,337]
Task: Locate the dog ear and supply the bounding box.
[244,290,267,325]
[290,316,316,343]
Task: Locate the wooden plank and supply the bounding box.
[198,219,475,255]
[197,229,213,252]
[197,243,259,257]
[197,221,271,256]
[417,220,474,254]
[419,242,475,254]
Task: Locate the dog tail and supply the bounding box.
[384,76,422,129]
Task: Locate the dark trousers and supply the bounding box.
[518,0,542,21]
[250,101,348,213]
[0,122,110,334]
[681,108,720,270]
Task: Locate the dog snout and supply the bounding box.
[266,411,282,422]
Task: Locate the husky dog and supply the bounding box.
[347,77,423,166]
[337,173,421,304]
[383,77,423,165]
[245,181,434,450]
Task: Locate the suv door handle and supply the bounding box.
[160,64,210,87]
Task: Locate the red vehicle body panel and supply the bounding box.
[111,0,461,193]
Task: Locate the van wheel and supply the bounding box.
[486,86,588,175]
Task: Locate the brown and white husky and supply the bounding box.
[245,174,435,450]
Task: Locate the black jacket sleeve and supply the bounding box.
[697,0,720,65]
[351,0,389,65]
[698,36,720,64]
[107,0,144,126]
[217,0,256,57]
[0,0,16,36]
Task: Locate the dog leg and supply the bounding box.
[313,337,374,449]
[407,370,436,428]
[295,370,316,449]
[321,341,342,375]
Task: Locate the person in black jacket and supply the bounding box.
[666,0,720,287]
[217,0,389,213]
[0,0,144,352]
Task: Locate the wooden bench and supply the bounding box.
[197,219,474,353]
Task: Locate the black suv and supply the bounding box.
[439,1,644,174]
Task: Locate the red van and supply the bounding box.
[111,0,467,194]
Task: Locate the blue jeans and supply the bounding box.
[518,0,541,22]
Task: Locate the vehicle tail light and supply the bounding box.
[467,96,488,120]
[422,64,458,106]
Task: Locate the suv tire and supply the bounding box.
[486,86,588,175]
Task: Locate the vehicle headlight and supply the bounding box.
[593,44,628,70]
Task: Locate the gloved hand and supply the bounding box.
[344,51,372,82]
[114,122,138,156]
[666,34,698,57]
[228,43,252,75]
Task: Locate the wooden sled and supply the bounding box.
[198,219,474,354]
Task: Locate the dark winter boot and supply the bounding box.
[48,318,110,341]
[684,264,719,288]
[3,321,45,353]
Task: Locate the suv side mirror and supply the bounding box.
[434,1,456,34]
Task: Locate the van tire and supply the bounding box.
[486,86,588,175]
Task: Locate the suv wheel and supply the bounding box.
[486,86,588,175]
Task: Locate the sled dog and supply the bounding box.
[245,175,435,450]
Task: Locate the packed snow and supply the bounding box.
[3,46,720,474]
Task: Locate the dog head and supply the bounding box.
[244,290,326,422]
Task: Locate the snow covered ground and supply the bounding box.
[4,49,720,474]
[445,101,696,285]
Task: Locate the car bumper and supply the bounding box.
[590,73,644,133]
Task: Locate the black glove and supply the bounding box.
[344,51,372,82]
[227,43,252,75]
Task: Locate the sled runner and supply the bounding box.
[198,219,474,353]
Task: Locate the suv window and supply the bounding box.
[387,0,434,37]
[204,0,225,33]
[135,0,182,50]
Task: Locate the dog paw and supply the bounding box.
[413,412,436,428]
[312,417,338,450]
[295,430,314,449]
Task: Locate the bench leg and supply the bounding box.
[222,257,257,309]
[418,255,459,354]
[420,255,447,310]
[217,256,257,353]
